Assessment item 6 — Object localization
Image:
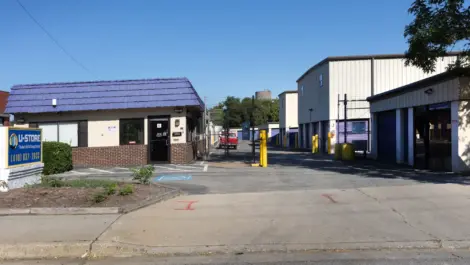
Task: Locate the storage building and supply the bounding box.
[5,78,205,167]
[297,53,458,153]
[368,69,470,172]
[278,90,298,147]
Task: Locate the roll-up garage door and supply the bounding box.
[377,110,396,162]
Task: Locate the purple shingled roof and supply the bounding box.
[5,77,204,114]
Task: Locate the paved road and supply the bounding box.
[150,141,469,195]
[5,250,470,264]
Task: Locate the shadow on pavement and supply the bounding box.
[209,144,470,185]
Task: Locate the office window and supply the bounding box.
[37,121,87,147]
[120,119,144,145]
[39,123,58,142]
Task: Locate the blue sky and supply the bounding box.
[1,0,413,107]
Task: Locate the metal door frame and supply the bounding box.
[147,116,171,164]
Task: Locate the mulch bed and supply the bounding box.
[0,183,170,208]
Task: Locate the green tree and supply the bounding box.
[209,96,279,127]
[404,0,469,72]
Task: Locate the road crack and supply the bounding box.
[355,188,443,248]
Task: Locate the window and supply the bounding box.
[120,119,144,145]
[319,74,323,87]
[351,121,366,134]
[34,121,87,147]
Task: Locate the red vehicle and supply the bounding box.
[219,132,238,149]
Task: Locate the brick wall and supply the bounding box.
[170,141,203,164]
[170,143,191,164]
[72,145,147,167]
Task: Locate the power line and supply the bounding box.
[15,0,95,77]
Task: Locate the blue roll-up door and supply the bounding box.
[377,110,396,162]
[237,130,243,140]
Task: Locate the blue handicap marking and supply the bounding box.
[154,175,192,182]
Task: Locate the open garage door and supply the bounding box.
[377,110,396,162]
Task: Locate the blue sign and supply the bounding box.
[8,128,42,167]
[154,175,192,182]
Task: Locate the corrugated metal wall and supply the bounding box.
[329,60,372,121]
[370,78,460,113]
[297,63,329,124]
[373,56,457,94]
[328,56,458,121]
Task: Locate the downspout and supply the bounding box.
[371,57,375,96]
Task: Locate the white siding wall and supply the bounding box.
[297,63,329,124]
[329,60,372,120]
[18,108,188,147]
[373,56,457,94]
[285,93,298,129]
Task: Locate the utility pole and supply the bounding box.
[251,95,255,163]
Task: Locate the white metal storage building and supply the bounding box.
[368,69,470,172]
[296,53,458,153]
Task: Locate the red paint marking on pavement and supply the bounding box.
[174,200,198,210]
[321,194,337,203]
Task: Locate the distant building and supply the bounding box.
[0,91,9,126]
[278,90,298,147]
[255,90,272,100]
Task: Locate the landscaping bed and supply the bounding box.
[0,166,176,209]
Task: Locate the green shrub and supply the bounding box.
[92,191,108,203]
[105,183,118,195]
[119,184,134,196]
[43,142,73,175]
[131,165,155,185]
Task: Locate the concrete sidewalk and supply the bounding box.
[92,183,470,257]
[0,214,120,259]
[2,183,470,259]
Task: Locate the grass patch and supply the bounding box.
[119,184,134,196]
[38,176,117,188]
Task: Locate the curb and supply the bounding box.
[0,207,119,216]
[88,240,470,258]
[2,239,470,260]
[119,185,183,214]
[0,242,91,260]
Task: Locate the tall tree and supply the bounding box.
[404,0,470,72]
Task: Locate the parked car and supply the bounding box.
[219,132,238,149]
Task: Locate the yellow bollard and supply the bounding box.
[311,135,315,153]
[260,130,268,167]
[327,132,333,154]
[259,130,264,166]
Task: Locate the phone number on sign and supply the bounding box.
[10,152,41,163]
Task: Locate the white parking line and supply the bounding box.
[199,161,204,165]
[173,165,203,169]
[153,165,189,172]
[88,168,114,174]
[69,170,88,175]
[114,167,130,170]
[203,165,208,172]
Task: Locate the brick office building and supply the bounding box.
[5,78,205,166]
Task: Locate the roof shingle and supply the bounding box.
[6,77,204,114]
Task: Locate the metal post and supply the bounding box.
[337,94,340,144]
[203,96,207,160]
[251,95,255,163]
[344,93,347,144]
